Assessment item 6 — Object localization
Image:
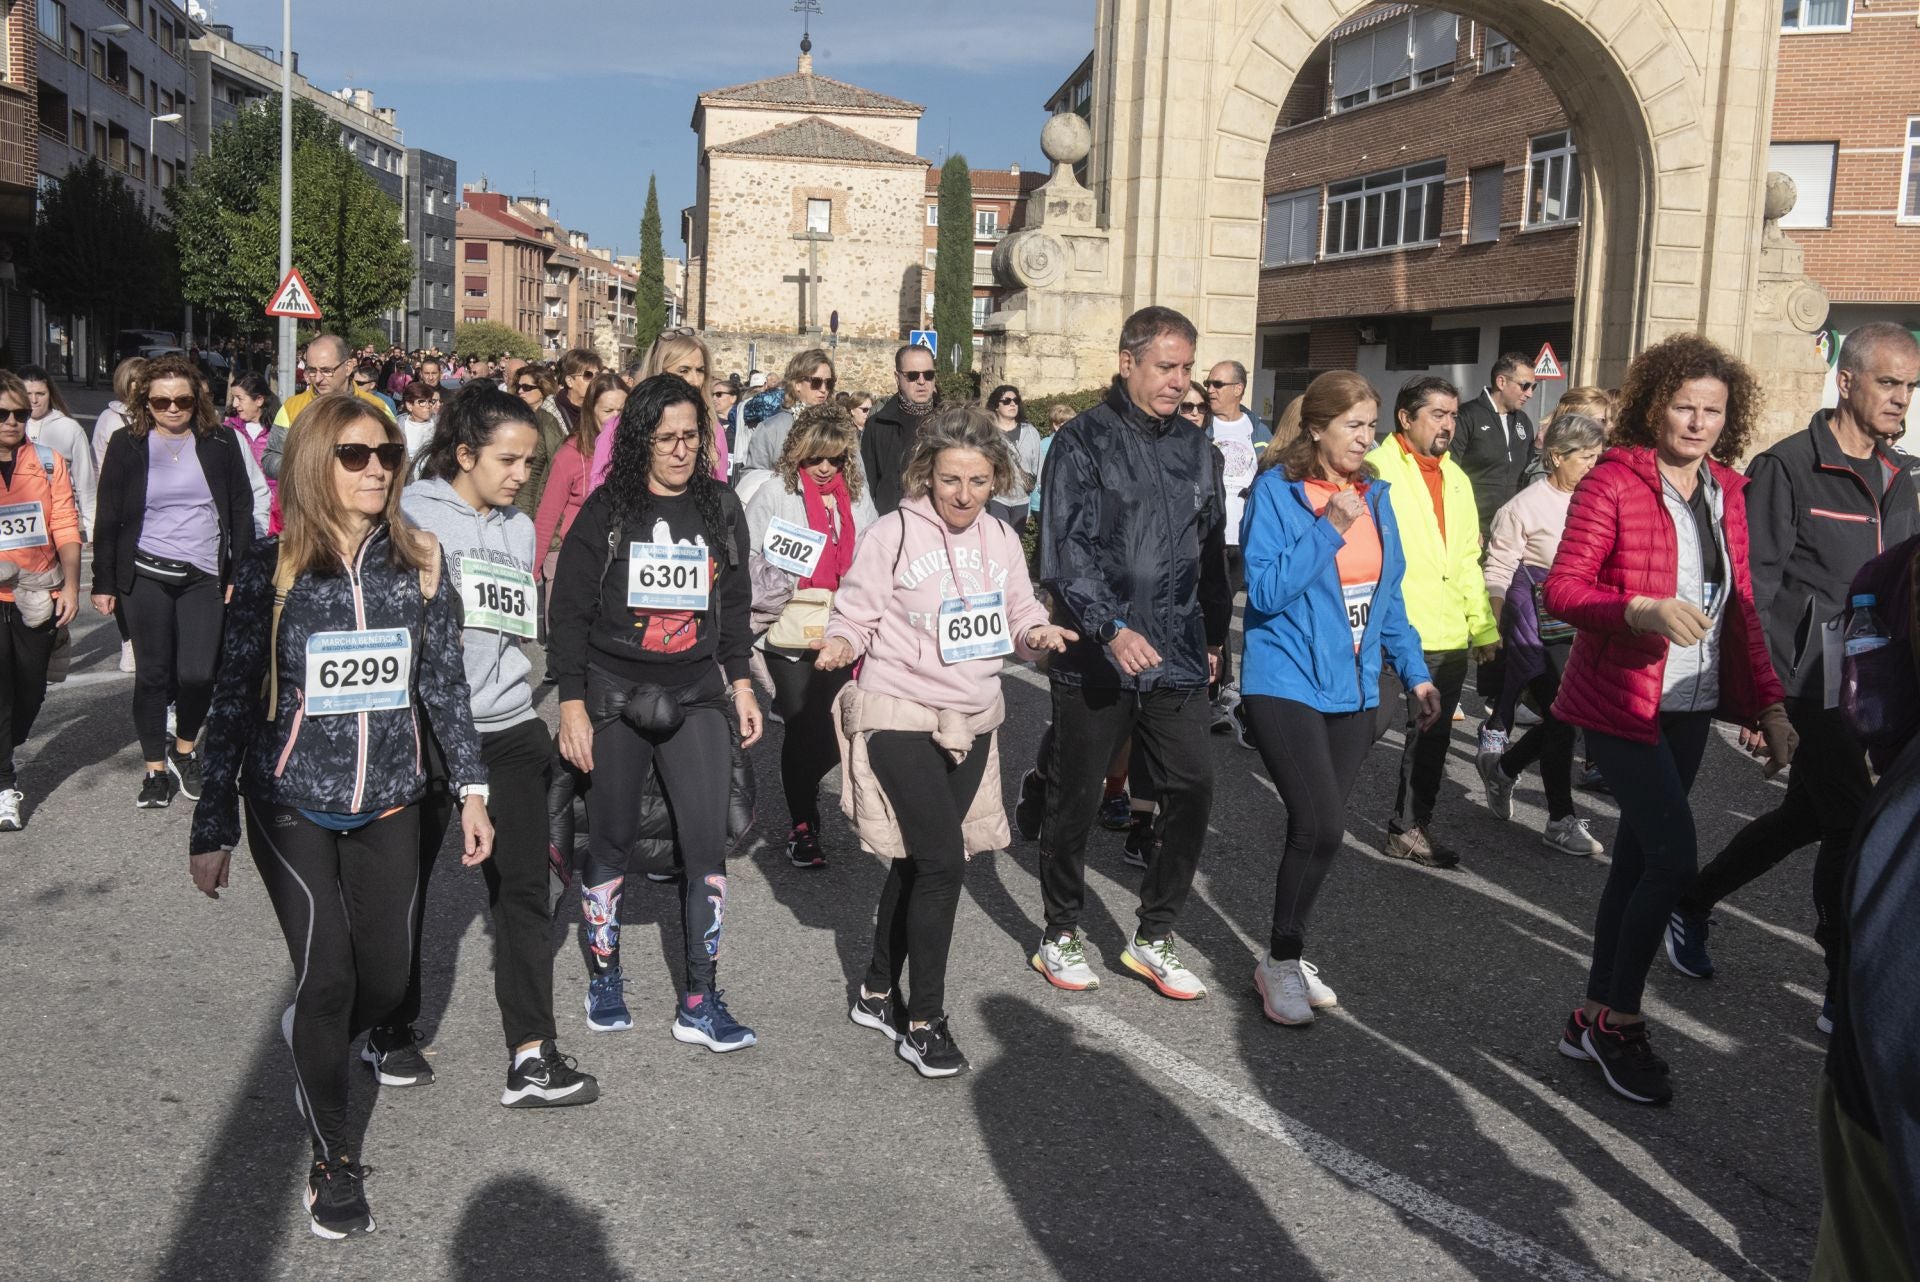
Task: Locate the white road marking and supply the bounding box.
[51,669,135,689]
[1499,922,1738,1054]
[1068,1006,1612,1282]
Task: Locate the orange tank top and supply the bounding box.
[1305,479,1384,650]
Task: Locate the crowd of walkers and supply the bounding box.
[3,306,1913,1259]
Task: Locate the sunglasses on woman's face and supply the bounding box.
[1178,402,1206,416]
[801,455,847,470]
[515,383,539,393]
[805,376,836,392]
[334,442,408,472]
[149,395,197,413]
[0,408,27,424]
[998,396,1020,407]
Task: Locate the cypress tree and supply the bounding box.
[933,154,975,375]
[636,174,668,353]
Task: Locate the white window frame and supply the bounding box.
[1323,160,1446,257]
[926,204,938,227]
[805,198,831,234]
[1525,131,1583,227]
[971,295,991,327]
[35,0,62,43]
[1780,0,1852,33]
[1770,141,1837,229]
[1481,27,1514,72]
[1262,187,1320,267]
[1901,119,1920,223]
[1331,11,1456,113]
[974,208,998,237]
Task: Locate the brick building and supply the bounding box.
[1,0,39,365]
[458,189,549,349]
[920,163,1045,348]
[457,186,642,367]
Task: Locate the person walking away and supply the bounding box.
[861,345,941,515]
[735,347,836,481]
[819,406,1069,1075]
[548,374,765,1050]
[92,355,255,809]
[1367,376,1498,868]
[0,372,82,832]
[984,385,1041,533]
[1032,306,1230,1000]
[744,403,878,869]
[263,334,394,479]
[395,383,600,1106]
[1665,323,1920,1012]
[1452,353,1539,539]
[1239,371,1439,1024]
[1545,333,1794,1106]
[19,366,97,537]
[188,395,494,1239]
[1476,412,1609,857]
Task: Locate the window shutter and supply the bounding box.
[1289,194,1318,263]
[1331,31,1372,100]
[1412,11,1457,72]
[1469,167,1503,243]
[1767,143,1835,229]
[1372,21,1411,86]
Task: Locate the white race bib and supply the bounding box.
[762,517,827,578]
[304,629,412,716]
[938,591,1013,664]
[627,542,710,611]
[1344,580,1378,651]
[459,557,536,638]
[0,501,48,551]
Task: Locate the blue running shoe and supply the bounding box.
[583,969,632,1032]
[1663,910,1715,979]
[1817,996,1834,1036]
[672,990,757,1052]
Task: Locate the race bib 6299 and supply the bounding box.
[303,629,412,716]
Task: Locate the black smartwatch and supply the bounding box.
[1098,618,1128,645]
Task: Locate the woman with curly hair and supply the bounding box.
[548,374,764,1050]
[743,402,878,868]
[1544,333,1794,1106]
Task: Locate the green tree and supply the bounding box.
[635,174,668,354]
[30,160,178,382]
[933,154,975,376]
[454,320,540,363]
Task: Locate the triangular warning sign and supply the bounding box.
[1532,342,1564,381]
[266,268,323,321]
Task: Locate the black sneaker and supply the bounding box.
[1580,1015,1672,1105]
[502,1041,600,1108]
[849,988,898,1041]
[897,1016,969,1079]
[1556,1007,1593,1061]
[786,822,826,869]
[305,1154,375,1239]
[1098,793,1132,831]
[1014,769,1045,841]
[167,747,204,801]
[137,769,177,809]
[361,1027,434,1086]
[1121,811,1158,870]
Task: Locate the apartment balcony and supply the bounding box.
[543,281,563,300]
[974,226,1006,244]
[541,313,563,332]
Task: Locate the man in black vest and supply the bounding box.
[1451,352,1538,539]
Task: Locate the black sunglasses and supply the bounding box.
[0,408,26,424]
[515,383,539,393]
[148,395,197,412]
[1202,379,1242,390]
[334,442,409,472]
[1178,401,1207,415]
[900,370,936,383]
[997,395,1021,406]
[800,454,848,470]
[805,376,837,392]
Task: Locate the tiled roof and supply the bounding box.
[710,116,924,167]
[456,205,543,241]
[701,70,920,115]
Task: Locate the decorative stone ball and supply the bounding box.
[1764,172,1798,222]
[1042,113,1093,167]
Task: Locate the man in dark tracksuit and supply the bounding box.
[1667,323,1920,1005]
[1449,352,1538,540]
[1030,307,1231,1002]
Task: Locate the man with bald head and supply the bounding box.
[263,334,394,478]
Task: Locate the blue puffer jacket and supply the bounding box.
[190,523,486,853]
[1239,468,1430,712]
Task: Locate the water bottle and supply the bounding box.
[1842,593,1898,749]
[1845,594,1890,658]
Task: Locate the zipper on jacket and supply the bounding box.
[272,690,306,779]
[347,532,375,814]
[1814,461,1887,554]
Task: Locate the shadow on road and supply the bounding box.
[449,1173,630,1280]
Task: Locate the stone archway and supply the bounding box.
[987,0,1825,441]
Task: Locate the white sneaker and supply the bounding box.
[0,788,23,831]
[1031,932,1100,991]
[1121,934,1206,1000]
[1297,958,1338,1009]
[1209,686,1241,733]
[1451,706,1465,723]
[118,639,135,673]
[1543,815,1604,857]
[1254,956,1313,1025]
[1477,752,1515,822]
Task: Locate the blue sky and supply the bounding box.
[199,0,1096,258]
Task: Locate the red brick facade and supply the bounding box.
[921,164,1046,342]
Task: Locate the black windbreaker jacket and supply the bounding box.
[1039,379,1230,691]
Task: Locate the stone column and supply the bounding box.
[1747,172,1832,456]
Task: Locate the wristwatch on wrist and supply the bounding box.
[457,784,490,803]
[1098,618,1128,645]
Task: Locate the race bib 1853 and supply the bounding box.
[938,591,1013,664]
[303,629,412,716]
[627,542,711,611]
[459,557,536,638]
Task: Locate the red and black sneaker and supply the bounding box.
[786,822,826,869]
[1556,1007,1593,1061]
[1580,1013,1673,1105]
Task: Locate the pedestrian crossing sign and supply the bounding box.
[266,268,323,321]
[1532,342,1564,381]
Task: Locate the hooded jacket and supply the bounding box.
[1039,380,1233,692]
[401,477,538,732]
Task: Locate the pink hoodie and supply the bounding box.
[825,495,1051,715]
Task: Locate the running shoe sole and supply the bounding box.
[1030,952,1100,991]
[582,992,632,1033]
[1663,926,1713,980]
[1253,966,1313,1026]
[1543,832,1601,858]
[897,1039,967,1079]
[0,816,21,832]
[670,1019,757,1052]
[849,1001,899,1041]
[1556,1034,1591,1061]
[501,1078,599,1108]
[1580,1026,1669,1105]
[358,1043,432,1087]
[1817,1012,1834,1036]
[1119,950,1206,1000]
[305,1190,374,1240]
[167,756,201,802]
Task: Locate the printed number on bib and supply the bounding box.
[304,629,412,716]
[460,557,536,638]
[0,502,48,551]
[627,542,710,611]
[938,591,1013,664]
[762,517,828,578]
[1344,581,1378,651]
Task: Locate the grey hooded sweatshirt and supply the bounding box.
[401,476,538,733]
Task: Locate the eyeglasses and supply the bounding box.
[148,395,197,413]
[899,370,936,383]
[1507,380,1537,392]
[333,442,408,472]
[653,430,702,455]
[1202,379,1243,391]
[800,455,847,470]
[805,376,837,392]
[0,408,27,424]
[306,362,348,379]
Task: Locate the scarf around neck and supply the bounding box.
[800,469,857,591]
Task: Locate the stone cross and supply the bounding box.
[782,266,818,334]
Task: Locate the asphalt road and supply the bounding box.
[0,587,1829,1282]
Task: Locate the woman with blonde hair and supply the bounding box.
[737,346,836,476]
[592,331,727,484]
[188,394,492,1238]
[744,402,879,868]
[93,356,149,462]
[1522,386,1618,486]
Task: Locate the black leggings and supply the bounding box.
[580,670,733,995]
[245,798,419,1160]
[864,729,991,1022]
[1583,711,1712,1014]
[1244,696,1374,960]
[1500,650,1576,820]
[123,572,223,761]
[765,652,850,830]
[0,603,57,789]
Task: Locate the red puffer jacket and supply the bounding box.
[1546,446,1783,744]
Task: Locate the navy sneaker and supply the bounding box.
[583,968,632,1033]
[1098,793,1131,831]
[1817,996,1834,1036]
[672,991,757,1052]
[1664,909,1715,979]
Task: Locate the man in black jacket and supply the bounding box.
[1450,352,1537,538]
[859,343,939,514]
[1667,323,1920,1004]
[1030,306,1231,1001]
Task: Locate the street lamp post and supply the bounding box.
[148,112,181,186]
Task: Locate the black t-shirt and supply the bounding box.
[1685,481,1725,596]
[1845,452,1885,502]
